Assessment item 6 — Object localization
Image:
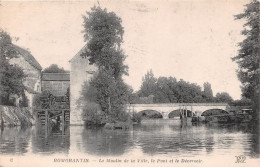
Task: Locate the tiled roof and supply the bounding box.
[12,45,42,70]
[42,73,70,81]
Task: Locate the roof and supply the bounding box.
[42,73,70,81]
[69,43,88,63]
[12,45,42,70]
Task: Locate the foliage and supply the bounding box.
[232,0,259,112]
[230,97,253,106]
[0,30,26,106]
[81,6,128,78]
[66,86,70,97]
[203,82,213,102]
[131,112,142,123]
[215,92,234,104]
[80,6,130,122]
[19,92,28,107]
[89,72,131,121]
[137,70,210,103]
[139,69,157,97]
[32,90,51,109]
[82,102,106,126]
[138,110,163,119]
[155,76,177,103]
[136,70,250,104]
[42,64,67,73]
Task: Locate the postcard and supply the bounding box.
[0,0,259,167]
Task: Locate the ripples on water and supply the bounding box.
[0,119,259,158]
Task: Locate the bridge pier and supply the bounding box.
[161,112,169,119]
[127,103,229,120]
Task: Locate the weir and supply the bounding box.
[35,94,70,135]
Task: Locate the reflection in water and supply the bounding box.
[81,128,133,156]
[243,123,259,158]
[0,119,259,158]
[31,125,70,154]
[134,120,205,156]
[0,127,31,155]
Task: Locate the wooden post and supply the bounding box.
[36,110,39,127]
[45,110,48,138]
[62,110,65,135]
[45,110,47,126]
[182,106,184,118]
[191,105,193,117]
[184,106,186,118]
[183,106,185,118]
[185,106,187,117]
[0,109,3,127]
[180,106,182,119]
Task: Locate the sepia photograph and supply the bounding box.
[0,0,259,167]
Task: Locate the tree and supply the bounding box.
[42,64,67,73]
[215,92,234,104]
[203,82,213,102]
[137,72,207,103]
[81,6,127,76]
[0,30,26,106]
[231,97,253,106]
[80,6,130,122]
[155,77,173,103]
[139,69,157,97]
[232,0,259,112]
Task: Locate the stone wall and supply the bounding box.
[9,54,41,107]
[69,48,97,125]
[41,80,70,96]
[10,54,41,93]
[0,105,34,127]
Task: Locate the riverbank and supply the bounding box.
[0,105,34,127]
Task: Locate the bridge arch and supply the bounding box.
[201,109,229,116]
[168,109,193,119]
[137,110,163,119]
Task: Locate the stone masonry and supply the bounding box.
[69,45,97,125]
[41,73,70,96]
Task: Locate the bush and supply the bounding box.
[116,110,130,122]
[82,102,107,126]
[32,90,51,107]
[132,112,142,123]
[19,92,28,107]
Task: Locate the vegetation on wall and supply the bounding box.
[0,30,27,107]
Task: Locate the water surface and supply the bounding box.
[0,119,259,159]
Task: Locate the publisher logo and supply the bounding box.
[235,155,246,163]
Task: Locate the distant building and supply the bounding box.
[69,45,97,125]
[41,73,70,96]
[9,45,42,107]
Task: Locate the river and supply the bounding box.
[0,119,259,166]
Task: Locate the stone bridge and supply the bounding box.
[127,103,229,119]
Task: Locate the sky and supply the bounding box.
[0,0,250,100]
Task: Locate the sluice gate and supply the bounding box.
[35,93,70,135]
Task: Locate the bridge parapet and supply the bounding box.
[126,103,229,119]
[127,103,229,107]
